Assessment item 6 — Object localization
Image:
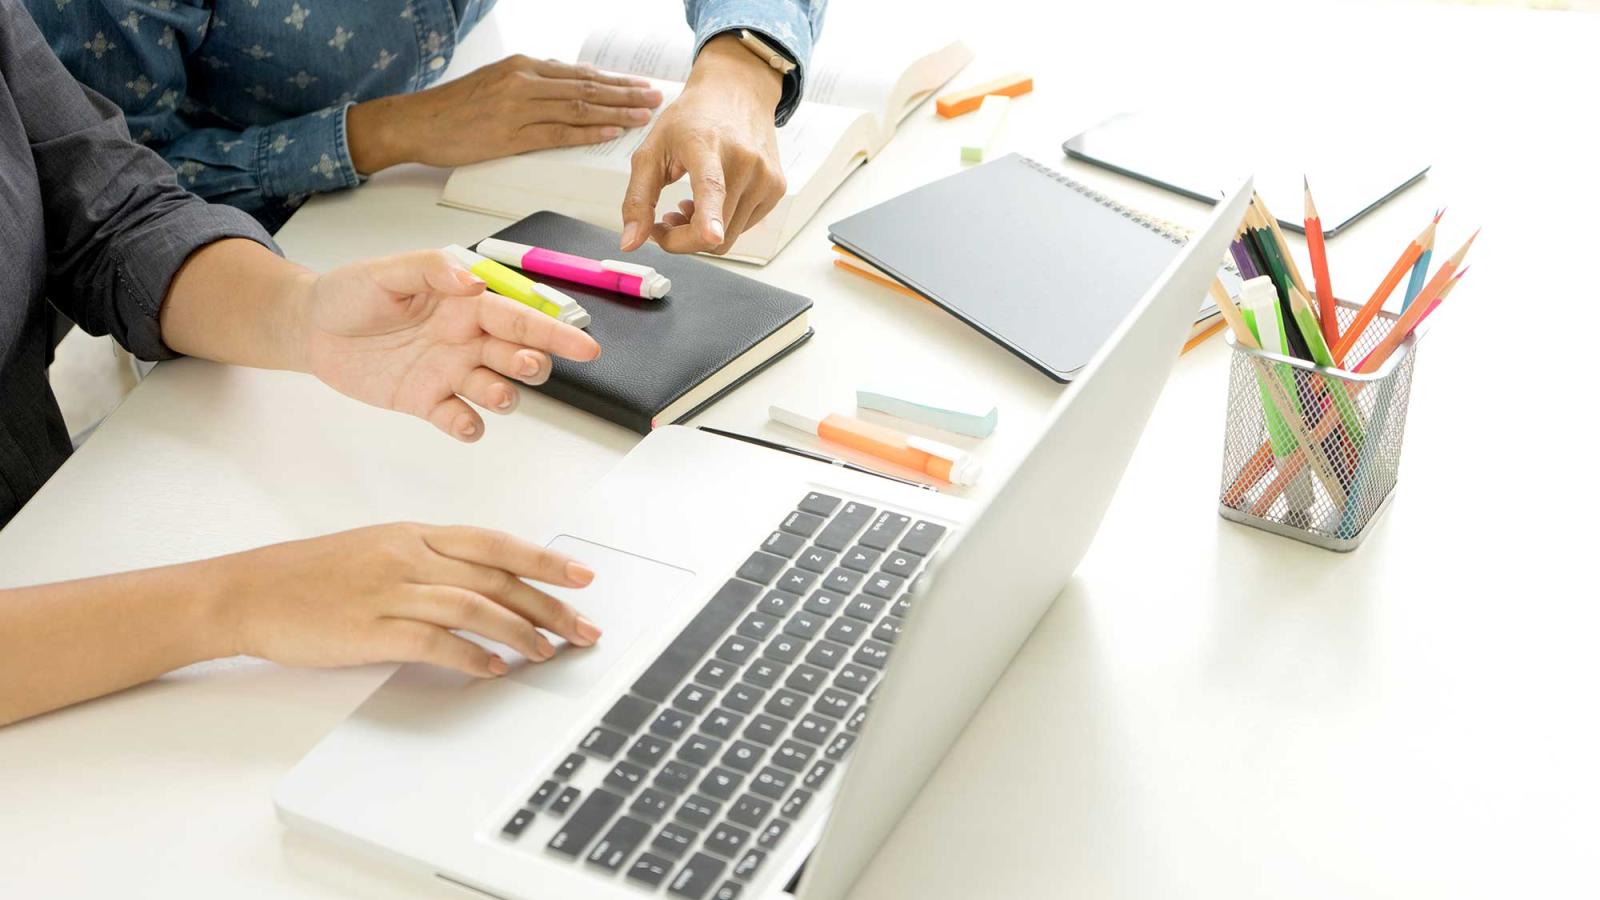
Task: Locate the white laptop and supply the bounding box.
[276,181,1255,900]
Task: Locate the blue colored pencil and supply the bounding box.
[1401,209,1444,311]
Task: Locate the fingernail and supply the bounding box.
[566,561,595,586]
[487,655,509,676]
[458,418,478,437]
[575,615,602,645]
[643,89,663,104]
[521,353,542,378]
[620,222,639,249]
[708,218,725,242]
[456,270,486,289]
[533,636,556,661]
[602,126,623,138]
[496,389,514,410]
[627,108,650,124]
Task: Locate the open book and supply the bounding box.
[440,22,972,264]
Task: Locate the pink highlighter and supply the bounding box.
[475,238,671,300]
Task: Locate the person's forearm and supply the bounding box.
[0,560,236,726]
[691,34,784,111]
[158,238,315,372]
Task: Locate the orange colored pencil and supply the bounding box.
[1304,178,1338,346]
[1331,217,1439,365]
[1354,234,1476,373]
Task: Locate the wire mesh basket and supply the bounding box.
[1217,300,1418,551]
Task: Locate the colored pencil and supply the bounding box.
[1331,217,1439,365]
[1229,240,1261,280]
[1354,235,1475,374]
[1304,178,1339,346]
[1251,193,1310,301]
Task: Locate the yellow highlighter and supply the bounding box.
[444,244,591,329]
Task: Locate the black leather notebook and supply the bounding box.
[477,212,813,434]
[829,154,1195,382]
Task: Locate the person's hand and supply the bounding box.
[620,33,787,255]
[213,524,600,677]
[296,249,601,441]
[346,56,664,173]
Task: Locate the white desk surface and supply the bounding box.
[3,1,1596,896]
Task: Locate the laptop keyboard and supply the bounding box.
[497,492,948,899]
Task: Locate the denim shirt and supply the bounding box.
[24,0,826,231]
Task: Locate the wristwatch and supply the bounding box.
[735,29,797,76]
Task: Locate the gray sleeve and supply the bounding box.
[1,0,277,361]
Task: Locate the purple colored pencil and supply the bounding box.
[1229,239,1260,279]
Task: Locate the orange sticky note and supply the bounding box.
[936,72,1033,118]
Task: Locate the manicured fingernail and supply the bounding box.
[575,615,602,645]
[458,418,477,437]
[602,126,623,138]
[487,655,509,676]
[708,218,725,242]
[495,389,514,410]
[521,353,541,378]
[566,561,595,585]
[620,222,639,249]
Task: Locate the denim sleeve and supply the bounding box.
[684,0,827,126]
[22,0,361,217]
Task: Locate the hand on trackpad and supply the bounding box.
[477,536,696,700]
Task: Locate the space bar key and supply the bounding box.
[631,579,762,702]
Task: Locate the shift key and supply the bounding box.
[548,788,624,858]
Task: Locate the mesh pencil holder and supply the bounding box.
[1217,301,1419,551]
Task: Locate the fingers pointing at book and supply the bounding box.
[620,33,788,256]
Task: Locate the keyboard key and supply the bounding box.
[782,610,825,640]
[764,688,806,720]
[795,547,836,573]
[825,617,867,645]
[714,881,743,900]
[736,611,780,641]
[880,551,919,578]
[844,596,885,623]
[798,492,841,516]
[633,580,761,702]
[792,713,834,746]
[720,741,764,775]
[772,740,815,773]
[700,767,744,801]
[756,590,800,618]
[801,760,836,790]
[742,714,785,747]
[784,664,828,695]
[813,688,855,720]
[547,788,624,858]
[728,793,772,830]
[580,727,628,760]
[701,707,744,741]
[853,639,892,669]
[741,659,785,690]
[822,567,863,594]
[703,823,750,858]
[603,694,656,734]
[714,635,758,665]
[694,659,737,690]
[803,590,847,618]
[553,752,586,780]
[835,664,875,694]
[751,765,796,800]
[756,818,789,849]
[628,734,672,766]
[909,574,928,596]
[779,511,824,538]
[604,760,649,794]
[528,779,559,808]
[733,847,768,880]
[816,502,876,551]
[763,636,805,664]
[824,733,856,761]
[872,616,905,644]
[863,572,906,600]
[780,790,813,819]
[587,815,650,871]
[653,821,699,859]
[678,734,723,767]
[724,683,765,714]
[774,568,817,595]
[805,640,848,670]
[860,512,911,551]
[899,520,946,556]
[674,684,716,715]
[550,786,581,815]
[676,794,721,830]
[891,595,912,619]
[628,852,674,888]
[845,707,868,732]
[736,551,786,585]
[761,530,804,559]
[670,852,729,899]
[651,708,694,740]
[654,761,699,794]
[630,787,674,822]
[840,545,882,573]
[501,808,535,838]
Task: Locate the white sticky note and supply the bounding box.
[857,386,998,438]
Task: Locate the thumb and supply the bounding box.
[362,249,486,298]
[621,142,668,252]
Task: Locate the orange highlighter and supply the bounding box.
[769,405,982,486]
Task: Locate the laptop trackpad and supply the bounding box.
[496,536,696,701]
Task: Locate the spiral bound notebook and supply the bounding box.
[828,153,1232,381]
